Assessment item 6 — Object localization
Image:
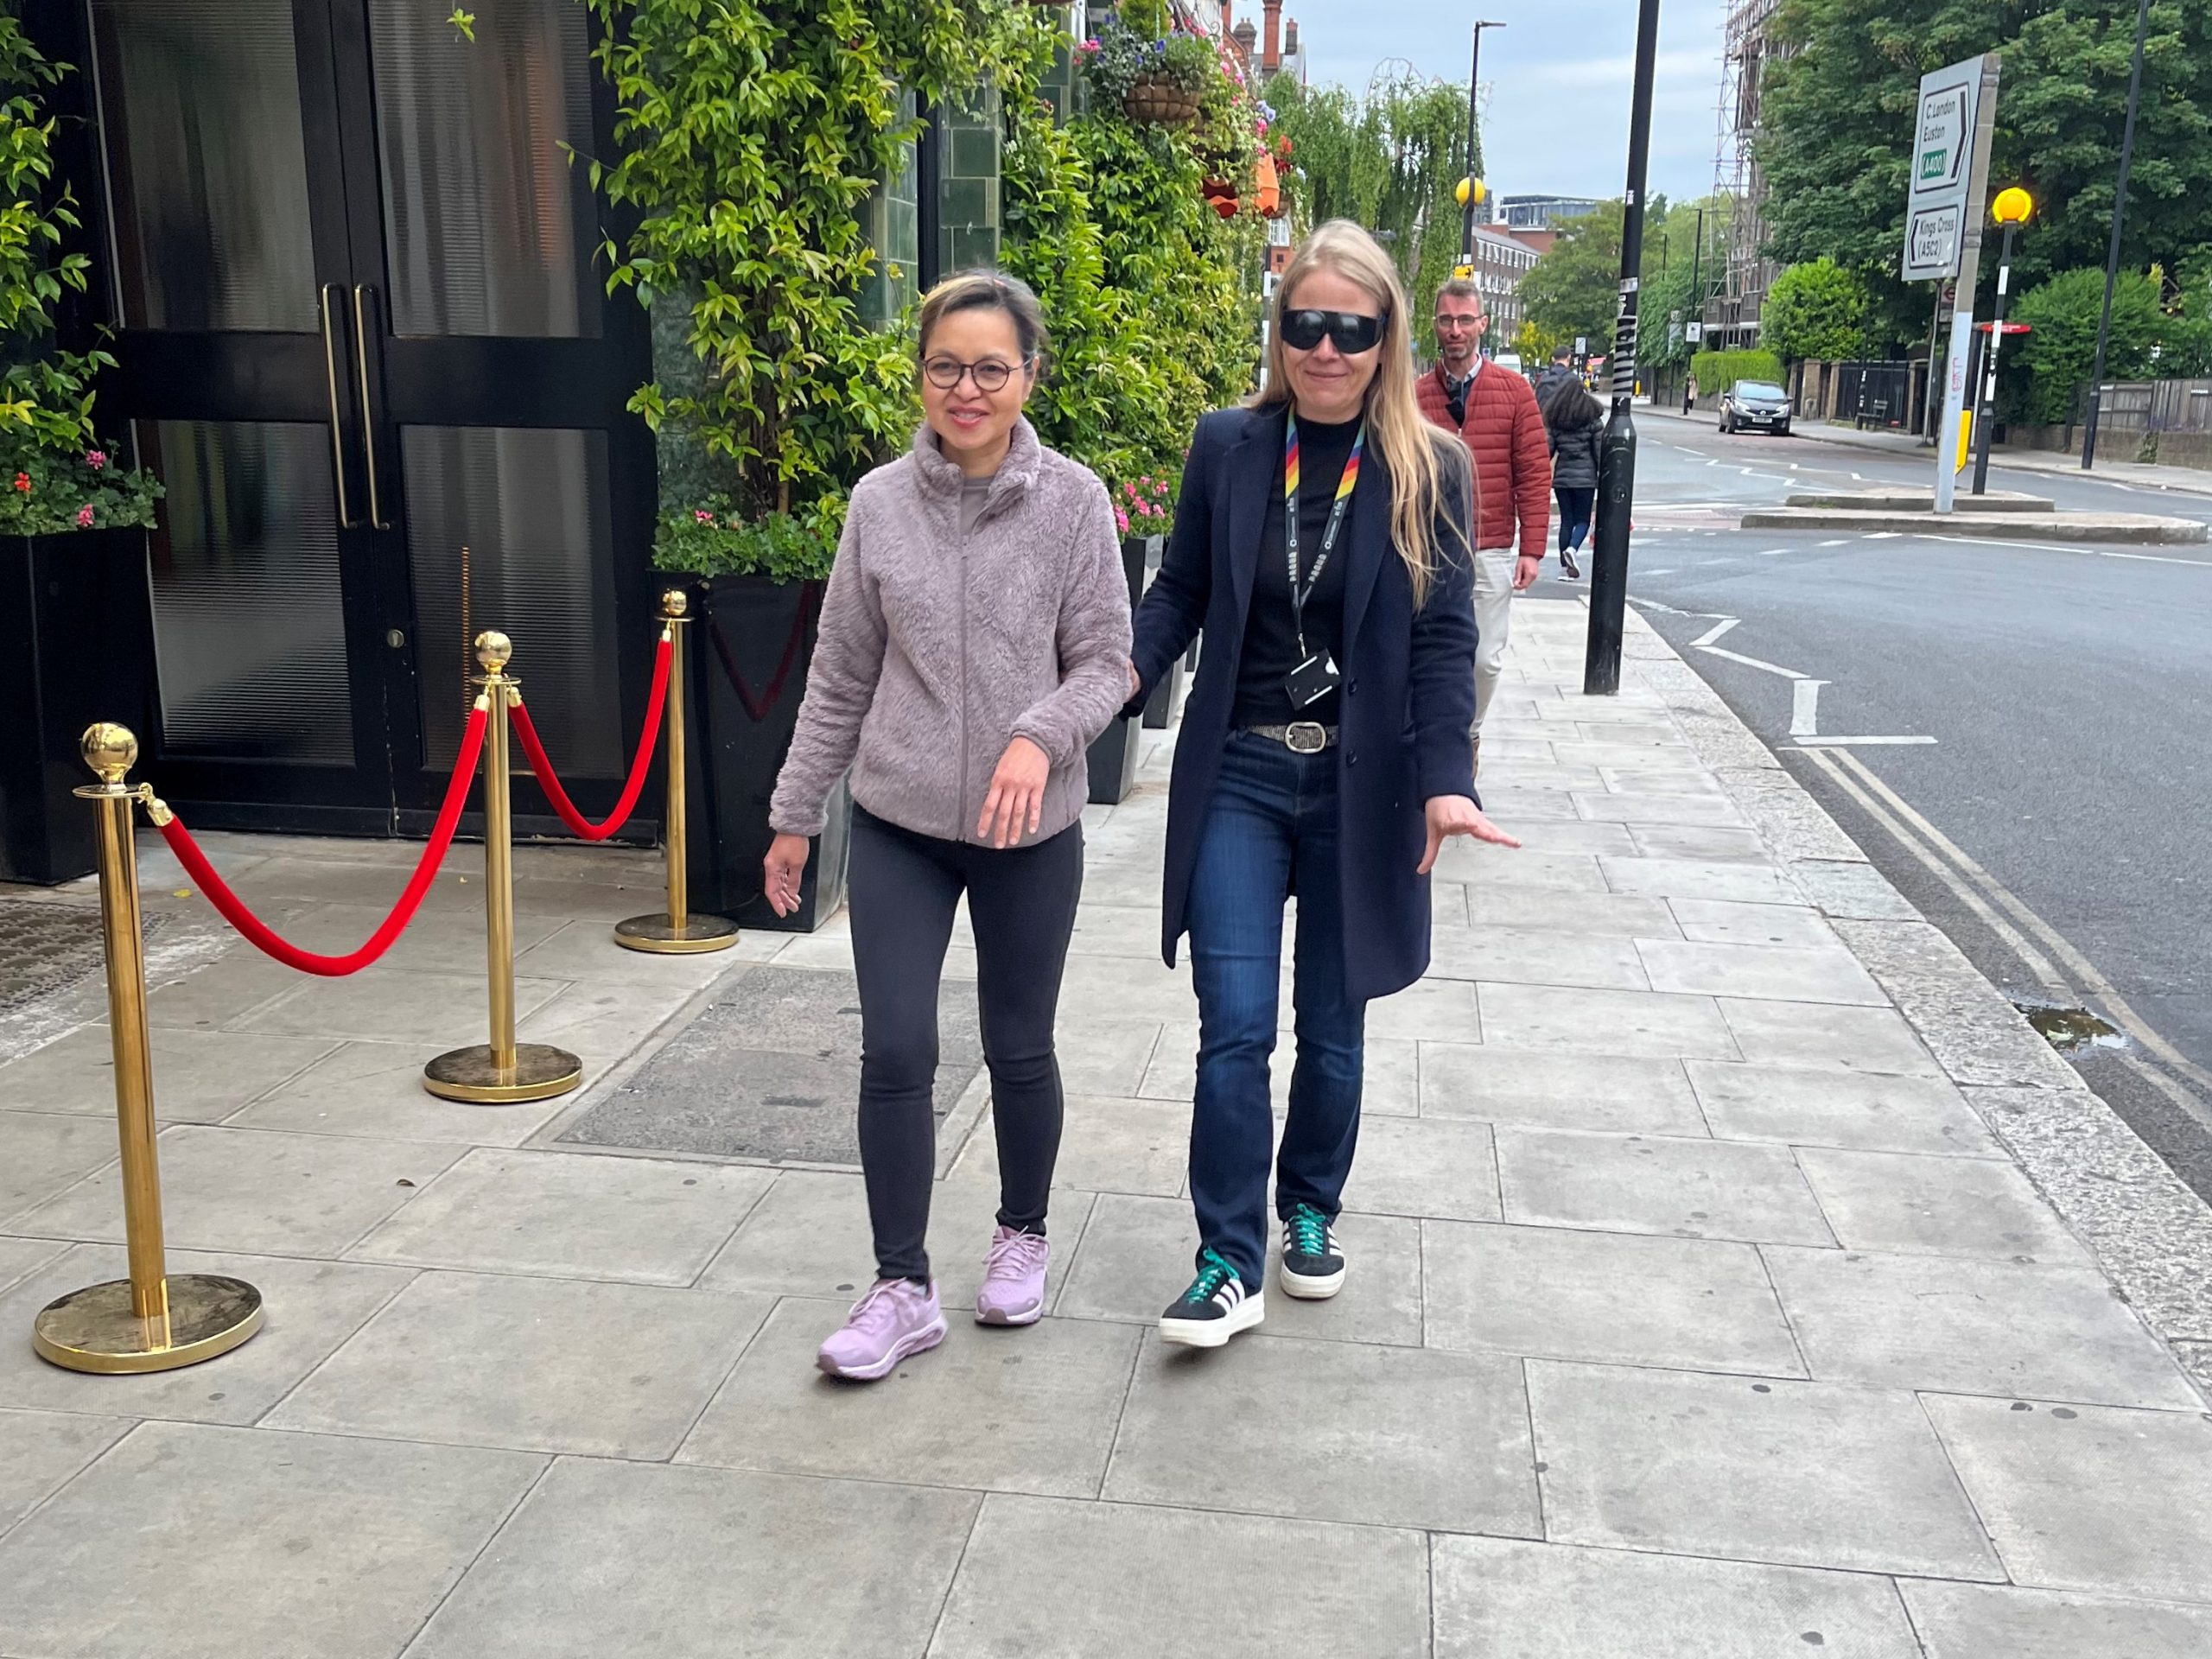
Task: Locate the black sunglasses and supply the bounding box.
[1280,308,1385,354]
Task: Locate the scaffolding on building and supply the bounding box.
[1710,0,1784,352]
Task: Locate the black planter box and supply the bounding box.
[675,570,850,932]
[1087,532,1163,804]
[2,530,153,884]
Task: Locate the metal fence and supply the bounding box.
[1833,361,1914,429]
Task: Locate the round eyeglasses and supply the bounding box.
[922,355,1032,393]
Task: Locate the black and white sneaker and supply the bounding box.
[1159,1248,1264,1348]
[1279,1203,1345,1300]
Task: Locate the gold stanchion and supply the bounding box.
[424,632,584,1103]
[614,588,739,954]
[32,725,264,1374]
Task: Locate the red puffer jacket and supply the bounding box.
[1415,361,1553,557]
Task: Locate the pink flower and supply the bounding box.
[75,504,93,528]
[12,473,28,493]
[1115,505,1130,533]
[85,450,107,470]
[693,509,716,524]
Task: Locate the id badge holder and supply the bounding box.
[1284,651,1342,709]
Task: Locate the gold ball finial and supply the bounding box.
[660,588,690,619]
[474,630,512,672]
[80,722,139,785]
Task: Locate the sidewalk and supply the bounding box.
[1646,404,2212,498]
[5,601,2212,1656]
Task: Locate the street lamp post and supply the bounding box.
[1972,188,2031,496]
[1459,21,1504,264]
[1584,0,1662,697]
[2082,0,2152,471]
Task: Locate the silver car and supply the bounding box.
[1720,379,1792,435]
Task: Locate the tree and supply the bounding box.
[1762,257,1872,361]
[1758,1,2212,346]
[2006,265,2166,424]
[1520,200,1624,350]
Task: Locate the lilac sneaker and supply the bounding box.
[816,1278,948,1381]
[976,1225,1050,1326]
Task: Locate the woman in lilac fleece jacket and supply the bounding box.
[765,272,1133,1381]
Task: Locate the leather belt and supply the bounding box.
[1243,721,1338,754]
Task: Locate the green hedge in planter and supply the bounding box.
[1691,348,1786,391]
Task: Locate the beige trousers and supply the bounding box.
[1471,546,1517,734]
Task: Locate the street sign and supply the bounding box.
[1573,335,1587,353]
[1902,54,1993,281]
[1685,321,1703,343]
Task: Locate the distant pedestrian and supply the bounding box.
[1417,276,1552,775]
[1544,382,1605,582]
[1531,344,1576,410]
[766,272,1132,1381]
[1125,220,1519,1348]
[1683,373,1699,416]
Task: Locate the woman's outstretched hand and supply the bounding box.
[1419,794,1520,874]
[764,832,811,918]
[978,735,1052,849]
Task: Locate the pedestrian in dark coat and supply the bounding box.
[1544,382,1605,580]
[1126,220,1520,1350]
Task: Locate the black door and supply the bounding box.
[81,0,654,835]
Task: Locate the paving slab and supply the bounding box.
[0,1406,132,1534]
[0,1110,118,1225]
[224,1039,570,1147]
[1787,860,1921,922]
[0,1244,412,1425]
[0,1024,338,1124]
[1683,1061,1997,1155]
[1046,1017,1163,1097]
[410,1459,979,1659]
[678,1297,1137,1496]
[1365,976,1484,1042]
[1794,1147,2088,1263]
[350,1147,772,1286]
[1599,856,1799,906]
[1105,1329,1536,1535]
[1572,791,1749,827]
[0,1420,543,1659]
[266,1269,772,1458]
[950,1094,1191,1197]
[233,967,569,1046]
[1423,1218,1804,1376]
[1338,1113,1501,1222]
[1477,983,1741,1060]
[1763,1247,2200,1408]
[1465,885,1681,938]
[139,952,306,1031]
[1418,1046,1707,1135]
[1625,823,1776,863]
[1636,940,1886,1006]
[1427,925,1650,991]
[1922,1394,2212,1602]
[1433,1535,1923,1658]
[1497,1127,1834,1246]
[1528,1360,2002,1580]
[10,1122,467,1256]
[1429,844,1608,890]
[929,1492,1429,1657]
[1901,1580,2212,1658]
[0,1234,64,1294]
[1716,999,1941,1077]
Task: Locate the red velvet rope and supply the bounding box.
[157,702,491,976]
[506,633,672,842]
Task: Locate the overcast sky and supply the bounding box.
[1274,1,1732,209]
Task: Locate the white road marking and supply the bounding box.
[1754,547,1792,556]
[1818,539,1851,548]
[1700,644,1805,679]
[1789,678,1827,737]
[1865,531,1904,539]
[1923,533,2211,568]
[1690,617,1740,648]
[1827,750,2212,1097]
[1793,735,1938,746]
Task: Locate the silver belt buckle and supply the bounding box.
[1284,721,1328,754]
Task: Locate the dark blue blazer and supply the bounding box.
[1129,404,1479,1004]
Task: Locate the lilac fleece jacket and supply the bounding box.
[769,419,1134,848]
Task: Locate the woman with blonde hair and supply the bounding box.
[767,271,1132,1378]
[1127,220,1519,1345]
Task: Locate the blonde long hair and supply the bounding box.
[1250,221,1473,607]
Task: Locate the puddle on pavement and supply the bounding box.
[2013,1001,2127,1053]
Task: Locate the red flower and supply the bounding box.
[12,473,28,493]
[75,504,93,528]
[693,509,716,524]
[85,449,106,470]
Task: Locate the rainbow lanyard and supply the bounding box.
[1283,414,1365,656]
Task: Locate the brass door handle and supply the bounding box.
[353,284,392,531]
[318,284,360,529]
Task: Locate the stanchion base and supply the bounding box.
[33,1274,264,1374]
[613,911,741,955]
[423,1043,583,1103]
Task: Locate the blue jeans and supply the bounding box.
[1185,731,1367,1288]
[1555,485,1594,553]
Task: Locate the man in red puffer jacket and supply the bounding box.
[1414,279,1552,773]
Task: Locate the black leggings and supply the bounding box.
[847,804,1084,1283]
[1555,486,1595,552]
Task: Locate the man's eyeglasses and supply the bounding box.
[1434,313,1484,334]
[922,355,1031,393]
[1280,309,1385,354]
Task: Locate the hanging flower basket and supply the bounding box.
[1125,71,1201,128]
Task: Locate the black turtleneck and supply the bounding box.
[1232,411,1361,728]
